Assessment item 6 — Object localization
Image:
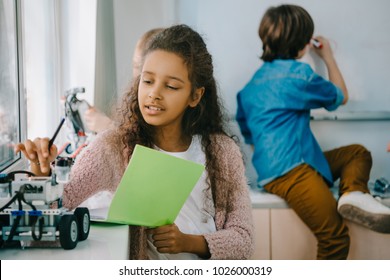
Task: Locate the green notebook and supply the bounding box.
[105,144,205,227]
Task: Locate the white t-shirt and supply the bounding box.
[147,135,217,260]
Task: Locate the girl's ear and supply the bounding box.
[189,87,205,108]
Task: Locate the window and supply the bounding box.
[3,0,166,174]
[0,0,100,173]
[0,0,25,172]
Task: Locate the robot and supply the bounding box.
[0,162,90,250]
[0,87,92,250]
[62,87,92,155]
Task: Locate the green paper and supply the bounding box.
[106,144,205,227]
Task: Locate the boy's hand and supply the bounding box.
[312,36,333,61]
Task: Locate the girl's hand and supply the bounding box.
[147,224,188,254]
[147,223,210,258]
[14,138,58,176]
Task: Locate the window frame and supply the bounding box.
[1,0,27,173]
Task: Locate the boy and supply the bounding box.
[236,4,390,259]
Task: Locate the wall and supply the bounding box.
[174,0,390,185]
[177,0,390,115]
[94,0,117,116]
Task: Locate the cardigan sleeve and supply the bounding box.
[62,129,126,210]
[203,136,254,259]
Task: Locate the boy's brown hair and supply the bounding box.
[259,4,314,62]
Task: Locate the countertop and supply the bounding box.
[0,222,129,260]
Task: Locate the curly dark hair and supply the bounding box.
[117,24,232,205]
[259,4,314,61]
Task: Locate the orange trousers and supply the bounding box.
[264,144,372,259]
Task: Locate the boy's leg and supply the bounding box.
[264,164,350,260]
[323,144,372,195]
[324,144,390,233]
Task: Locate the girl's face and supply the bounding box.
[138,50,203,131]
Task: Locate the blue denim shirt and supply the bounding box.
[236,59,344,187]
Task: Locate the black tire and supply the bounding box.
[59,214,78,250]
[74,207,90,241]
[0,214,9,245]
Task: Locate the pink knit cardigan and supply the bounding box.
[62,129,254,259]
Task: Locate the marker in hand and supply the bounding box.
[48,117,65,150]
[311,38,323,49]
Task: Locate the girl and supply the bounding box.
[15,24,254,260]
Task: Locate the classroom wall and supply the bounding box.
[113,0,390,184]
[176,0,390,114]
[175,0,390,184]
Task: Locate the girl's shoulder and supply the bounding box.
[88,128,126,157]
[210,133,235,143]
[92,128,122,145]
[210,133,241,154]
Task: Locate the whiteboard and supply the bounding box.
[177,0,390,118]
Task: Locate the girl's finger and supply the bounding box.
[39,137,50,158]
[25,139,38,159]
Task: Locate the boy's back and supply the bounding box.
[237,59,343,187]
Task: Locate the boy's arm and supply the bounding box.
[313,36,349,104]
[236,94,254,144]
[324,55,348,104]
